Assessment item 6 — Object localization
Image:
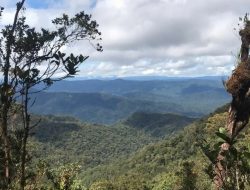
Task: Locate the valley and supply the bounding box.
[23,77,238,189]
[28,100,241,189]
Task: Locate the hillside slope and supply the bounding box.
[30,115,158,170]
[30,112,194,171]
[27,104,250,189]
[79,105,250,189]
[124,112,195,137]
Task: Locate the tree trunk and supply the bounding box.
[20,85,30,190]
[0,0,26,187]
[1,110,11,186]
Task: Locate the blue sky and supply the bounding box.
[26,0,97,10]
[26,0,48,8]
[1,0,250,77]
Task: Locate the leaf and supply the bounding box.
[243,152,250,159]
[79,55,84,62]
[229,147,238,158]
[215,132,231,143]
[58,51,66,58]
[200,145,219,163]
[213,141,224,150]
[219,127,226,134]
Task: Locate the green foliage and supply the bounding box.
[201,128,250,189]
[89,180,115,190]
[27,106,250,190]
[80,122,201,188]
[78,107,249,189]
[26,161,87,190]
[4,101,248,190]
[114,173,151,190]
[16,111,199,189]
[30,115,157,170]
[176,161,198,190]
[46,163,84,190]
[152,173,177,190]
[124,112,195,137]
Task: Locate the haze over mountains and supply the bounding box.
[31,76,230,124]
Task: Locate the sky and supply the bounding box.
[1,0,250,77]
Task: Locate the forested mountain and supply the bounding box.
[124,112,195,137]
[28,104,249,190]
[30,78,230,124]
[78,105,250,189]
[30,112,195,170]
[30,115,156,169]
[30,92,184,124]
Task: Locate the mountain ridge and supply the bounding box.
[31,78,230,124]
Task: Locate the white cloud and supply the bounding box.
[1,0,249,77]
[78,55,235,77]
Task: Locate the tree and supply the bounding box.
[204,14,250,190]
[201,129,250,190]
[0,1,102,189]
[89,180,116,190]
[176,161,197,190]
[46,163,85,190]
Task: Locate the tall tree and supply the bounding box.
[0,1,102,189]
[214,14,250,189]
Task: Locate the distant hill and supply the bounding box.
[31,78,230,124]
[124,112,195,137]
[42,78,227,95]
[30,92,186,124]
